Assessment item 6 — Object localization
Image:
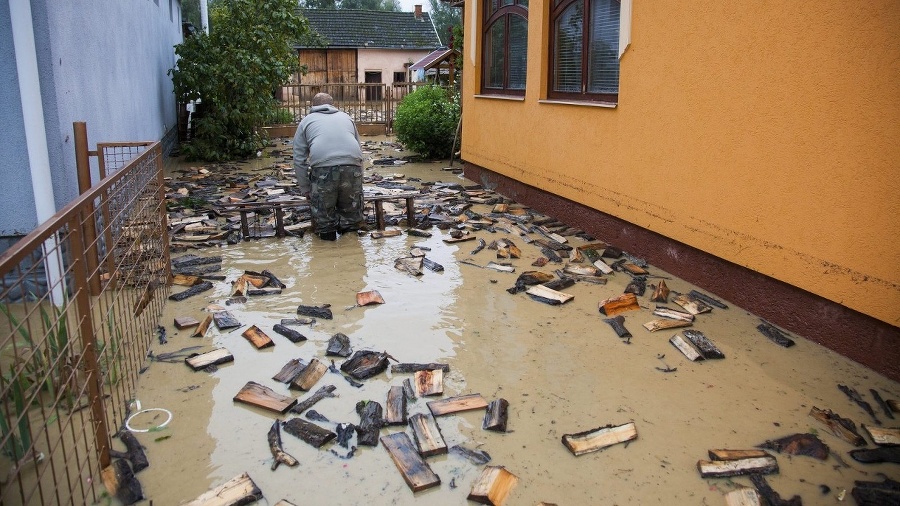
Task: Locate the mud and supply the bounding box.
[130,138,899,505]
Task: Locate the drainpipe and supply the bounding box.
[9,0,64,305]
[200,0,209,33]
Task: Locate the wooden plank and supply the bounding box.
[696,456,778,478]
[428,394,489,416]
[186,348,234,371]
[443,234,477,244]
[672,294,713,315]
[392,363,450,373]
[809,406,866,446]
[326,333,352,357]
[172,274,202,287]
[652,306,694,322]
[290,358,327,391]
[593,259,614,275]
[643,319,692,332]
[598,293,639,316]
[168,281,214,302]
[683,330,725,359]
[242,325,274,349]
[281,418,336,448]
[708,449,771,461]
[467,466,519,506]
[385,386,407,425]
[483,398,509,432]
[409,412,448,457]
[863,425,900,446]
[380,432,441,492]
[186,472,263,506]
[213,311,241,330]
[724,488,762,506]
[272,324,307,343]
[174,316,201,330]
[621,263,648,275]
[415,369,444,396]
[561,422,637,456]
[272,358,307,383]
[526,284,574,305]
[192,314,212,338]
[233,381,296,414]
[670,334,704,361]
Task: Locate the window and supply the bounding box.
[394,71,407,84]
[549,0,620,102]
[482,0,529,95]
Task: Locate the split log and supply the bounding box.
[290,384,337,415]
[570,274,607,285]
[849,446,900,464]
[402,378,416,400]
[683,330,725,359]
[415,369,443,396]
[603,316,631,338]
[272,358,306,383]
[708,449,771,461]
[643,319,692,332]
[851,476,900,505]
[485,262,515,273]
[483,399,509,432]
[443,234,477,244]
[756,433,829,460]
[281,418,336,448]
[423,257,444,272]
[168,281,214,302]
[118,431,149,473]
[649,280,670,303]
[696,456,778,478]
[326,333,352,357]
[171,255,222,269]
[185,348,234,371]
[407,228,433,238]
[261,269,285,288]
[593,259,614,275]
[191,315,212,337]
[526,284,573,305]
[563,264,600,277]
[247,288,282,296]
[561,422,637,456]
[621,263,648,275]
[392,362,450,373]
[749,474,801,506]
[101,459,144,505]
[290,358,328,391]
[213,311,241,330]
[395,256,424,276]
[297,304,332,320]
[408,412,447,456]
[380,432,441,492]
[280,317,315,326]
[688,289,728,309]
[450,445,492,465]
[624,276,647,296]
[542,277,575,291]
[862,425,900,446]
[888,399,900,414]
[385,386,407,425]
[356,290,385,306]
[233,381,296,414]
[670,334,703,361]
[598,293,640,316]
[672,294,712,315]
[340,350,389,380]
[174,316,201,330]
[356,401,384,446]
[186,472,263,506]
[808,406,866,446]
[870,389,895,420]
[272,324,306,343]
[568,248,584,263]
[756,321,796,348]
[468,466,518,506]
[838,384,881,424]
[242,325,274,349]
[428,394,489,416]
[372,229,402,239]
[652,306,694,322]
[724,488,762,506]
[267,421,299,470]
[172,274,203,287]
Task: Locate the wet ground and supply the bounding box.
[131,137,899,505]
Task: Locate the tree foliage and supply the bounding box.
[299,0,400,10]
[429,0,461,46]
[170,0,311,161]
[393,86,460,159]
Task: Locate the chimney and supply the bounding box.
[414,5,422,20]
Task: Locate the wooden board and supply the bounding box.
[483,398,509,432]
[380,432,441,492]
[643,319,692,332]
[415,369,444,396]
[290,359,327,391]
[392,363,450,373]
[409,412,448,457]
[598,293,639,316]
[233,381,296,414]
[809,406,866,446]
[168,281,214,302]
[696,456,778,478]
[174,316,201,330]
[526,284,574,304]
[185,348,234,371]
[213,311,241,330]
[385,385,407,425]
[272,324,307,343]
[652,306,694,322]
[428,394,489,416]
[672,294,712,315]
[724,488,762,506]
[683,330,725,359]
[242,325,274,349]
[593,259,614,275]
[561,422,637,456]
[272,358,307,383]
[863,425,900,446]
[443,235,477,244]
[186,472,263,506]
[191,314,213,338]
[467,466,519,506]
[281,418,336,448]
[670,334,704,361]
[172,274,203,287]
[708,449,771,461]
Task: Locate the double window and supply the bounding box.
[549,0,620,102]
[482,0,529,95]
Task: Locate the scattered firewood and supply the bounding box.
[444,234,477,244]
[372,229,402,239]
[428,394,489,417]
[415,369,443,396]
[409,412,447,456]
[603,315,631,338]
[261,269,285,288]
[838,384,881,425]
[233,381,296,414]
[672,293,712,315]
[356,290,385,306]
[870,389,895,420]
[385,386,407,425]
[355,400,384,446]
[598,293,640,316]
[485,261,515,273]
[669,334,704,362]
[808,406,866,446]
[272,324,307,343]
[280,317,315,326]
[649,280,670,303]
[483,399,509,432]
[888,399,900,414]
[212,311,241,330]
[862,424,900,446]
[101,459,143,505]
[653,306,694,322]
[267,421,298,471]
[467,466,518,506]
[724,487,762,506]
[624,275,647,296]
[756,433,829,460]
[185,348,234,371]
[290,359,328,391]
[297,303,332,320]
[697,455,778,478]
[191,315,212,337]
[380,432,441,492]
[247,288,282,296]
[168,281,214,302]
[851,475,900,505]
[423,257,444,272]
[749,474,801,506]
[174,316,201,330]
[562,264,600,277]
[340,350,389,380]
[849,445,900,464]
[683,330,725,359]
[402,378,416,400]
[272,358,306,383]
[281,418,336,448]
[756,321,796,348]
[392,362,450,373]
[172,274,203,287]
[526,284,573,305]
[172,255,222,269]
[186,472,262,506]
[395,256,424,276]
[242,325,274,349]
[561,422,637,456]
[290,384,337,415]
[708,449,771,461]
[326,333,352,357]
[688,289,728,309]
[450,445,491,465]
[643,319,692,332]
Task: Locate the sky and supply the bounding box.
[398,0,431,12]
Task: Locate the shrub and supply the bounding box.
[393,86,460,159]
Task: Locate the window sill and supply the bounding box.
[474,94,526,101]
[538,99,617,109]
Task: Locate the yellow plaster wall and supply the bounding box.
[461,1,900,325]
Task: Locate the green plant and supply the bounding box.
[267,107,295,125]
[0,375,32,461]
[169,0,313,161]
[393,85,460,159]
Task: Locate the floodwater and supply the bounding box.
[131,138,899,505]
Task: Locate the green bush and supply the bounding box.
[394,86,460,159]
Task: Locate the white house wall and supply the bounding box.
[357,48,432,83]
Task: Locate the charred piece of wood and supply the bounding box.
[267,421,299,470]
[355,400,384,446]
[297,304,333,320]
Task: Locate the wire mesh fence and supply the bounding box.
[0,141,170,505]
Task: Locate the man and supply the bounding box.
[293,92,365,241]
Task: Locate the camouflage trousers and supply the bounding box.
[309,164,364,234]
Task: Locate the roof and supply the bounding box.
[409,47,458,71]
[297,9,441,50]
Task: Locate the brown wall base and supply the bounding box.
[466,163,900,382]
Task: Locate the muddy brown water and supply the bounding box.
[131,137,899,505]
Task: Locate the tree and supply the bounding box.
[298,0,400,10]
[429,0,461,46]
[169,0,312,161]
[393,86,460,159]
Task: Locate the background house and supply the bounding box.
[460,1,900,378]
[0,0,182,249]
